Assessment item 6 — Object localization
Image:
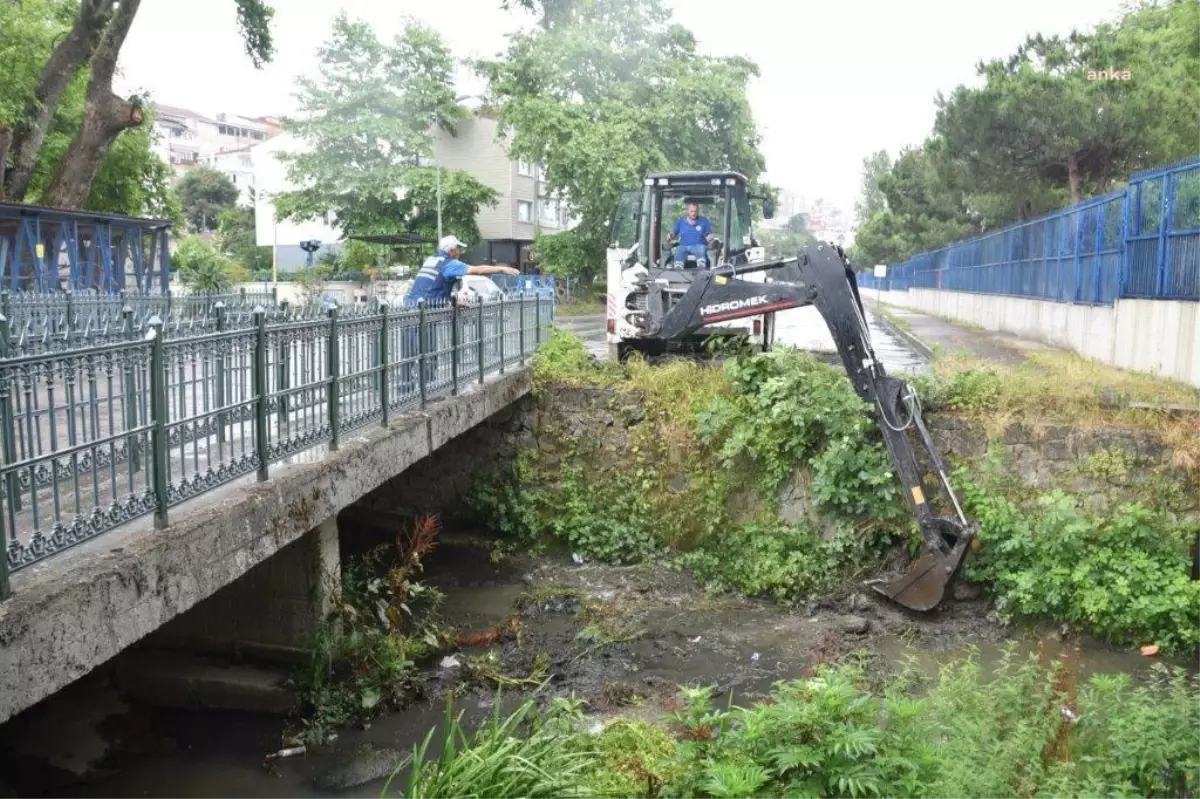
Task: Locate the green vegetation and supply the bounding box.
[471,328,1200,653]
[272,14,498,243]
[389,654,1199,798]
[291,516,446,746]
[0,0,272,211]
[959,473,1200,653]
[478,0,771,279]
[471,328,916,606]
[171,235,253,292]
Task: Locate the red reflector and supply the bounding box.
[606,318,615,334]
[753,319,762,336]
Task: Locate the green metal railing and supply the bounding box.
[0,294,555,598]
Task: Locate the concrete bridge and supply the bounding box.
[0,296,549,724]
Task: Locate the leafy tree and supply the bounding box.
[853,149,891,227]
[178,166,239,232]
[273,14,497,243]
[0,0,175,217]
[756,213,815,259]
[1,0,274,208]
[172,234,250,291]
[214,206,272,273]
[479,0,767,278]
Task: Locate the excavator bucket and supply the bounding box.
[865,518,975,612]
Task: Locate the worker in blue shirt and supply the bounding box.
[669,200,716,268]
[406,235,519,306]
[401,235,519,392]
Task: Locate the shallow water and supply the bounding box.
[3,534,1185,799]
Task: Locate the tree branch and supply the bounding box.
[4,0,116,200]
[42,0,146,209]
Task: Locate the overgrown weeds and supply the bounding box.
[909,349,1200,473]
[390,653,1199,798]
[291,514,448,746]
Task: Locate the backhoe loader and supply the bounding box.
[605,170,975,611]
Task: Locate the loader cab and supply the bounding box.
[609,171,769,271]
[606,171,778,359]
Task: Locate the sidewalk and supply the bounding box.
[866,298,1050,367]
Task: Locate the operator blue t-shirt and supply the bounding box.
[672,215,712,247]
[406,250,468,305]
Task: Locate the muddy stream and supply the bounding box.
[3,530,1173,798]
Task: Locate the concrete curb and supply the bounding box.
[869,300,936,362]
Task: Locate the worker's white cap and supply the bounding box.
[439,234,468,252]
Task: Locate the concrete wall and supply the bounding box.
[0,368,532,724]
[863,288,1200,388]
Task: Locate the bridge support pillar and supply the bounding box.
[149,516,341,661]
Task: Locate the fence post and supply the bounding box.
[0,314,20,515]
[380,303,390,427]
[477,300,485,384]
[214,301,227,446]
[253,306,269,482]
[417,299,427,409]
[535,295,542,346]
[499,295,505,375]
[1117,187,1133,297]
[122,302,141,472]
[519,292,526,363]
[147,316,169,530]
[1156,170,1174,297]
[451,300,459,397]
[328,304,339,451]
[275,301,289,438]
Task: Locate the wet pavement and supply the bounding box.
[556,307,930,375]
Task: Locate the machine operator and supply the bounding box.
[669,200,716,268]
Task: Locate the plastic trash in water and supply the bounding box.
[572,553,585,565]
[264,745,306,764]
[750,652,760,663]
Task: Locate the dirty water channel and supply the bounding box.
[4,528,1178,799]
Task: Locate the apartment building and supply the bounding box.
[150,103,280,206]
[432,112,574,269]
[252,110,577,272]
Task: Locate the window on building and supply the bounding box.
[517,200,532,223]
[517,160,533,177]
[539,198,559,227]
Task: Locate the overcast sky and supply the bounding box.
[115,0,1128,221]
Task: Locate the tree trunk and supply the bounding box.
[4,0,116,201]
[0,123,12,194]
[1067,151,1081,205]
[42,91,142,209]
[42,0,143,210]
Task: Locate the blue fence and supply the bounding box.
[857,157,1200,305]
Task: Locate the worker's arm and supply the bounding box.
[467,263,521,276]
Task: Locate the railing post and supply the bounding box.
[0,314,20,514]
[535,294,542,346]
[450,300,459,396]
[1155,170,1174,297]
[498,295,505,374]
[327,304,339,451]
[253,306,269,482]
[1117,188,1132,298]
[519,292,526,363]
[122,302,141,472]
[147,316,169,530]
[379,303,390,427]
[417,299,427,409]
[477,299,485,384]
[275,301,289,438]
[214,301,227,446]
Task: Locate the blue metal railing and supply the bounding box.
[490,274,557,298]
[857,157,1200,304]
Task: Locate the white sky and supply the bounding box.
[115,0,1129,222]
